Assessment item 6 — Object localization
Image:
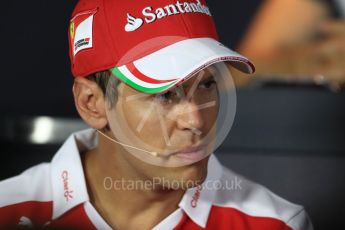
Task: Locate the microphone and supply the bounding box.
[96,129,159,157]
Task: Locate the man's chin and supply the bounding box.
[161,157,209,190]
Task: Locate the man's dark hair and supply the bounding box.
[86,70,120,108]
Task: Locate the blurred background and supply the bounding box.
[0,0,344,229]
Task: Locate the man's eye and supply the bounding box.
[199,79,217,89]
[156,90,176,101]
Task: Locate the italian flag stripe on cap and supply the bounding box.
[111,66,178,94]
[126,63,178,84]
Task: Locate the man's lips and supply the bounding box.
[169,144,208,161]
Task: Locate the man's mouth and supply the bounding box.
[169,144,208,162]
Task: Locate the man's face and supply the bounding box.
[105,66,220,188]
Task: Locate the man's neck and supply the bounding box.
[82,138,186,229]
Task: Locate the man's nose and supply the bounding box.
[175,100,204,131]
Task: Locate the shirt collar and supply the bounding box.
[178,155,223,228]
[50,128,224,228]
[51,129,97,220]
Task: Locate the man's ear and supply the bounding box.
[73,77,108,129]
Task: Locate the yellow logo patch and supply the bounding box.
[70,22,75,40]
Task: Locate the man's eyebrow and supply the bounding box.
[201,72,216,81]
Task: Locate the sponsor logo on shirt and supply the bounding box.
[191,184,202,208]
[62,170,73,201]
[125,0,211,32]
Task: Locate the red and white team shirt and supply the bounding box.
[0,129,313,229]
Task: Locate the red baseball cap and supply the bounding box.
[69,0,255,94]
